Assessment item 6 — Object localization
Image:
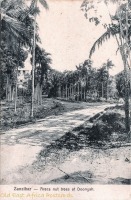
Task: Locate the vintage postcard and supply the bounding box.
[0,0,131,199]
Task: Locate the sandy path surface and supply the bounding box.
[1,104,130,184]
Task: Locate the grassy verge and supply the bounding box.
[38,105,131,163]
[0,98,102,131]
[32,104,130,184]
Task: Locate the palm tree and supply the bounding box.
[104,59,114,100]
[84,0,131,132]
[1,0,29,40]
[0,0,26,102]
[76,60,93,100]
[33,45,52,104]
[1,0,37,113]
[31,0,49,117]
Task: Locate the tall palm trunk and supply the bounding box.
[37,83,39,104]
[71,85,72,97]
[0,2,2,101]
[129,52,131,122]
[62,88,64,98]
[106,80,108,100]
[107,2,130,132]
[6,75,9,101]
[14,41,20,112]
[67,87,69,100]
[40,84,42,104]
[37,83,40,104]
[124,68,130,133]
[74,84,75,100]
[11,86,15,101]
[31,1,37,117]
[59,85,61,98]
[81,85,83,101]
[9,83,11,101]
[14,67,18,112]
[78,82,80,101]
[122,49,130,132]
[69,84,71,98]
[34,85,37,102]
[66,84,67,100]
[102,82,104,98]
[84,86,86,101]
[85,76,88,100]
[37,82,42,105]
[124,3,130,133]
[72,84,74,99]
[6,74,12,101]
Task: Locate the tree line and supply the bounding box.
[0,0,130,133]
[48,59,118,101]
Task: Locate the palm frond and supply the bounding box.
[20,1,40,21]
[104,0,120,4]
[9,27,24,42]
[29,6,40,16]
[39,0,49,9]
[3,16,32,47]
[89,28,113,58]
[7,6,26,19]
[20,0,36,21]
[2,13,27,32]
[30,0,36,10]
[2,0,22,12]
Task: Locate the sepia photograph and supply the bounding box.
[0,0,131,198]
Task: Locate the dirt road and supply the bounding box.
[1,104,130,184]
[0,104,112,184]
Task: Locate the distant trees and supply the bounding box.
[48,70,62,98]
[116,70,131,99]
[97,60,114,99]
[47,58,116,102]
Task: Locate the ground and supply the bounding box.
[0,98,107,130]
[0,100,131,184]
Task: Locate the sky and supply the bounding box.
[26,0,123,75]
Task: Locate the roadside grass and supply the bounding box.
[33,105,130,184]
[48,106,130,151]
[0,98,104,131]
[0,99,64,130]
[36,105,131,169]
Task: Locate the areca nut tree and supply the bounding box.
[33,45,52,104]
[31,0,49,117]
[103,59,114,99]
[0,0,37,112]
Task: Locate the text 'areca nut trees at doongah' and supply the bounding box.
[81,0,131,133]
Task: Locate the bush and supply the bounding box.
[84,110,126,142]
